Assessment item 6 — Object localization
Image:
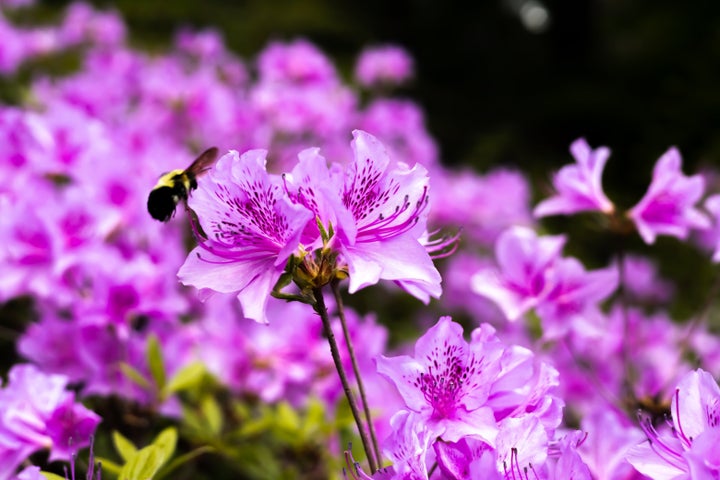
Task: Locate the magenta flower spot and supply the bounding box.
[534,138,614,217]
[178,149,313,323]
[376,317,502,444]
[628,147,710,245]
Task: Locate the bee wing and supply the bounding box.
[186,147,220,177]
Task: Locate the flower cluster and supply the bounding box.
[179,130,442,322]
[535,138,710,244]
[365,317,585,479]
[4,3,720,480]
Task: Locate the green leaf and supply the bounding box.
[152,427,178,463]
[200,394,223,435]
[147,334,166,390]
[119,363,151,390]
[113,430,138,463]
[40,473,66,480]
[301,397,325,436]
[119,445,164,480]
[275,401,300,431]
[163,362,205,396]
[95,456,123,476]
[154,446,215,480]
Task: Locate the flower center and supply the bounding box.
[413,344,481,418]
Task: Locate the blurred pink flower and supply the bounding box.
[628,147,710,244]
[257,39,337,85]
[355,45,414,88]
[471,226,566,321]
[534,138,614,217]
[0,364,100,474]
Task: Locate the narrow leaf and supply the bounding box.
[155,446,216,480]
[200,394,223,435]
[119,445,163,480]
[152,427,178,464]
[95,456,123,475]
[163,362,206,396]
[113,430,138,463]
[147,335,166,390]
[40,473,66,480]
[119,363,151,390]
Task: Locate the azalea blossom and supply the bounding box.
[627,147,710,245]
[283,129,442,302]
[376,317,503,444]
[534,138,614,217]
[470,226,566,321]
[178,149,313,323]
[0,364,100,477]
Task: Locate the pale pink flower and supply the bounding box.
[534,138,614,217]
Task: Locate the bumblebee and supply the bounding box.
[147,147,219,222]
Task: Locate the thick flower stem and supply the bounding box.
[331,279,382,469]
[313,287,378,473]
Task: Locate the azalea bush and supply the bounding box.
[2,2,720,480]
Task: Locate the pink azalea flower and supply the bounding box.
[283,129,442,302]
[376,317,504,444]
[628,369,720,479]
[178,149,313,323]
[703,194,720,262]
[535,257,618,339]
[472,226,619,337]
[618,253,675,303]
[354,45,414,88]
[0,364,100,474]
[257,39,338,85]
[534,138,615,217]
[471,226,566,321]
[628,147,710,244]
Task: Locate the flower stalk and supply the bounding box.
[313,286,378,473]
[331,278,382,469]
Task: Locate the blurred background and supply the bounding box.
[7,0,720,314]
[25,0,720,189]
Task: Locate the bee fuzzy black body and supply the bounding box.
[147,147,218,222]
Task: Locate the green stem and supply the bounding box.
[313,287,378,473]
[331,279,382,469]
